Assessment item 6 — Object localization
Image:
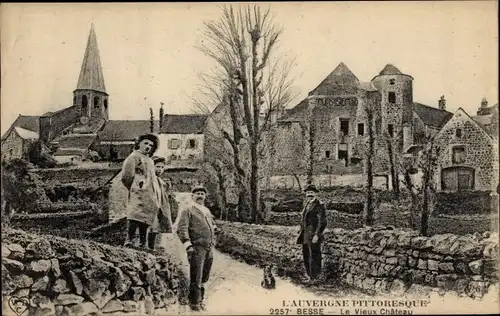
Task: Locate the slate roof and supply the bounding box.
[378,64,403,75]
[161,114,208,134]
[473,114,494,127]
[2,115,40,140]
[358,82,378,92]
[308,62,359,96]
[76,24,107,93]
[98,120,154,141]
[277,98,309,122]
[52,135,97,149]
[53,148,88,156]
[476,103,498,116]
[413,102,453,128]
[14,127,39,140]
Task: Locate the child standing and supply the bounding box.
[121,133,162,249]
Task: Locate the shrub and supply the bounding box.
[435,191,496,215]
[325,202,364,215]
[1,159,46,215]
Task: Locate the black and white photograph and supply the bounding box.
[1,2,498,315]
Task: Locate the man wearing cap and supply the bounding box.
[296,183,327,284]
[176,184,216,311]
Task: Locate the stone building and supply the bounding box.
[156,114,208,166]
[473,98,498,138]
[3,24,178,165]
[268,62,453,177]
[433,107,498,192]
[1,116,40,161]
[95,120,155,161]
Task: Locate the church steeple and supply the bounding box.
[73,23,109,121]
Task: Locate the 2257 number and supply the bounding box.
[270,308,291,315]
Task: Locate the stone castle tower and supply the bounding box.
[73,23,109,122]
[371,64,414,151]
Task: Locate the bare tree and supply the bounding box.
[197,4,295,223]
[159,103,165,130]
[418,136,439,236]
[149,107,154,133]
[363,98,376,226]
[385,131,401,199]
[400,154,419,229]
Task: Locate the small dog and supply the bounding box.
[261,264,276,289]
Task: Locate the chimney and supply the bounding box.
[438,95,446,110]
[481,97,488,108]
[159,103,164,131]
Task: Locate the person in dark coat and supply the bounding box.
[148,156,174,249]
[296,183,327,284]
[176,185,218,312]
[121,133,162,249]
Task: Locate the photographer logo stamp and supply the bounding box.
[7,296,30,316]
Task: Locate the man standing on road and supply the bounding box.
[176,185,216,311]
[296,183,327,285]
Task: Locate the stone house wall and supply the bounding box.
[433,109,497,191]
[1,129,26,160]
[39,106,79,143]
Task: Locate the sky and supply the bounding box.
[1,2,498,135]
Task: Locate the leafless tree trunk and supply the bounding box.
[401,161,418,230]
[197,4,295,223]
[364,100,375,226]
[419,137,439,236]
[149,108,154,133]
[386,134,400,199]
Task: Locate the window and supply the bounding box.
[388,92,396,104]
[168,139,180,149]
[339,119,349,136]
[82,95,88,115]
[188,139,196,149]
[73,96,76,105]
[104,99,108,110]
[325,150,331,158]
[94,97,99,109]
[455,128,462,138]
[452,146,466,164]
[357,123,365,136]
[388,124,394,137]
[389,79,395,85]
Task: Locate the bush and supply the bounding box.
[325,202,364,215]
[435,191,496,215]
[1,159,46,215]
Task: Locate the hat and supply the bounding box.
[303,183,318,193]
[191,185,207,194]
[152,156,166,164]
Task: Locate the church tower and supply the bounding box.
[73,23,109,121]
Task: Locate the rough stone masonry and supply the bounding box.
[215,221,499,299]
[2,229,183,316]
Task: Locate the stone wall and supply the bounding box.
[433,109,497,191]
[2,228,183,316]
[215,221,499,298]
[39,106,79,143]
